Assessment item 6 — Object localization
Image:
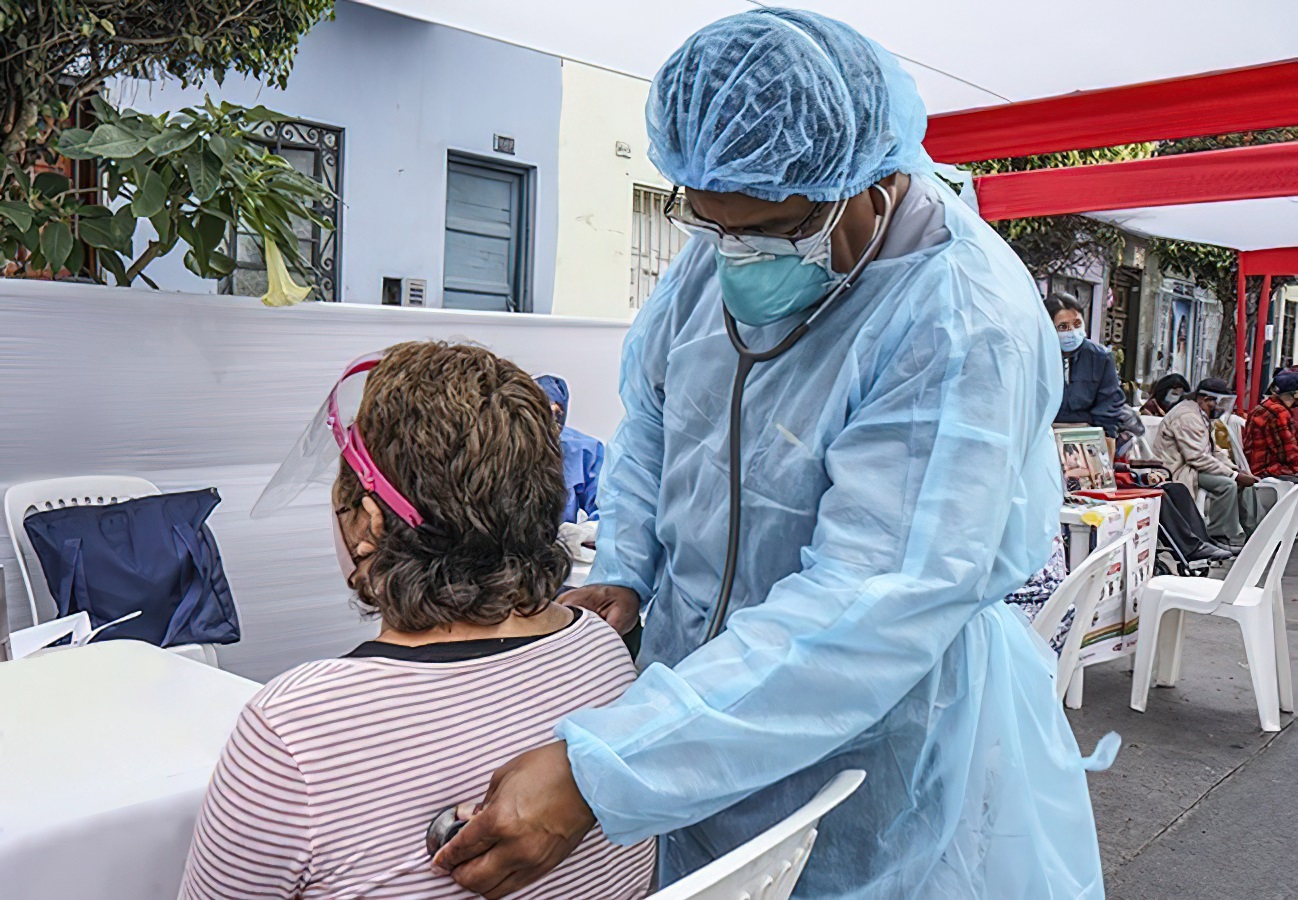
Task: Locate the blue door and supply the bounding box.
[443,156,531,312]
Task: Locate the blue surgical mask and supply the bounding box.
[716,250,841,326]
[713,201,847,327]
[1058,328,1085,354]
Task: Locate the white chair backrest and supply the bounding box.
[1123,406,1151,458]
[0,563,9,662]
[648,770,865,900]
[1129,431,1155,461]
[1215,484,1298,607]
[4,476,161,624]
[1139,415,1164,452]
[1033,533,1134,702]
[1226,415,1251,473]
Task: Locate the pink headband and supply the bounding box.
[326,356,425,530]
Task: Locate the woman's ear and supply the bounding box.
[356,496,386,557]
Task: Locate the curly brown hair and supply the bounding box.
[336,341,571,631]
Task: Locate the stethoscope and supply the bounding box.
[424,181,897,860]
[704,182,896,641]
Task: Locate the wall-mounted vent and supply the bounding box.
[403,278,428,306]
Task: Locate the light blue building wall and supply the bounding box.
[114,0,563,310]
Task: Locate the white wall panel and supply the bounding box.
[0,283,628,682]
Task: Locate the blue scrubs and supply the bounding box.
[536,375,604,523]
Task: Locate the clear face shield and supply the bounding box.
[252,353,426,529]
[1201,391,1236,421]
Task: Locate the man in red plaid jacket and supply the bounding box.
[1244,368,1298,479]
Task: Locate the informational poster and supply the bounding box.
[1054,426,1116,493]
[1076,496,1161,666]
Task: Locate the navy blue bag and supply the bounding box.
[23,488,241,647]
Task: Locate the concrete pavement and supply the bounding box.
[1066,553,1298,898]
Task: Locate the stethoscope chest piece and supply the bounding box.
[426,805,467,858]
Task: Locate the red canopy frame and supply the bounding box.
[973,141,1298,222]
[926,59,1298,164]
[1236,252,1298,406]
[924,61,1298,409]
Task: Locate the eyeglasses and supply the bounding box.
[664,186,833,256]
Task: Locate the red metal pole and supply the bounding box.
[1250,274,1274,409]
[1236,263,1248,406]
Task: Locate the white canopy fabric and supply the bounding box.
[1088,197,1298,252]
[348,0,1298,113]
[352,0,1298,251]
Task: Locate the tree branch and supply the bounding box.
[125,240,164,283]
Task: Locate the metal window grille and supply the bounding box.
[223,119,343,302]
[630,185,687,309]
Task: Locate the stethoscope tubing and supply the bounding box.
[703,184,896,643]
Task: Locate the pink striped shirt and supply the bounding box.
[180,610,654,899]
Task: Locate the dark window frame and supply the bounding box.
[223,118,344,302]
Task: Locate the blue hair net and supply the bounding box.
[535,374,570,426]
[647,8,933,202]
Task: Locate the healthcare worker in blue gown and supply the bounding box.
[435,10,1107,899]
[535,374,604,523]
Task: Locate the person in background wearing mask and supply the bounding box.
[1141,373,1191,417]
[434,10,1106,899]
[1153,378,1260,546]
[1244,368,1298,481]
[1048,292,1126,458]
[535,375,604,524]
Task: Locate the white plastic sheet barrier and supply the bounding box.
[0,281,629,681]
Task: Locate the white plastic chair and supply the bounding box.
[4,477,219,667]
[1130,483,1298,732]
[1226,414,1251,474]
[1139,415,1164,450]
[1032,533,1135,703]
[648,770,865,900]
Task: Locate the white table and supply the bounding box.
[0,641,260,899]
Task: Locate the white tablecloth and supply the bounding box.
[0,641,260,899]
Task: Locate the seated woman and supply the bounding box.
[1047,291,1126,458]
[1140,373,1190,418]
[181,342,654,899]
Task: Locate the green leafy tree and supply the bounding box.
[0,0,333,160]
[0,97,333,296]
[1,0,335,297]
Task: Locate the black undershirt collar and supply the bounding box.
[344,608,582,663]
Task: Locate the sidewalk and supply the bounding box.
[1066,553,1298,899]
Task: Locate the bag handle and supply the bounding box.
[55,538,91,619]
[161,522,212,647]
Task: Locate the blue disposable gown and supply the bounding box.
[560,425,603,523]
[556,178,1104,898]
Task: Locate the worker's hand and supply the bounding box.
[433,742,595,899]
[1236,472,1261,488]
[561,584,640,635]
